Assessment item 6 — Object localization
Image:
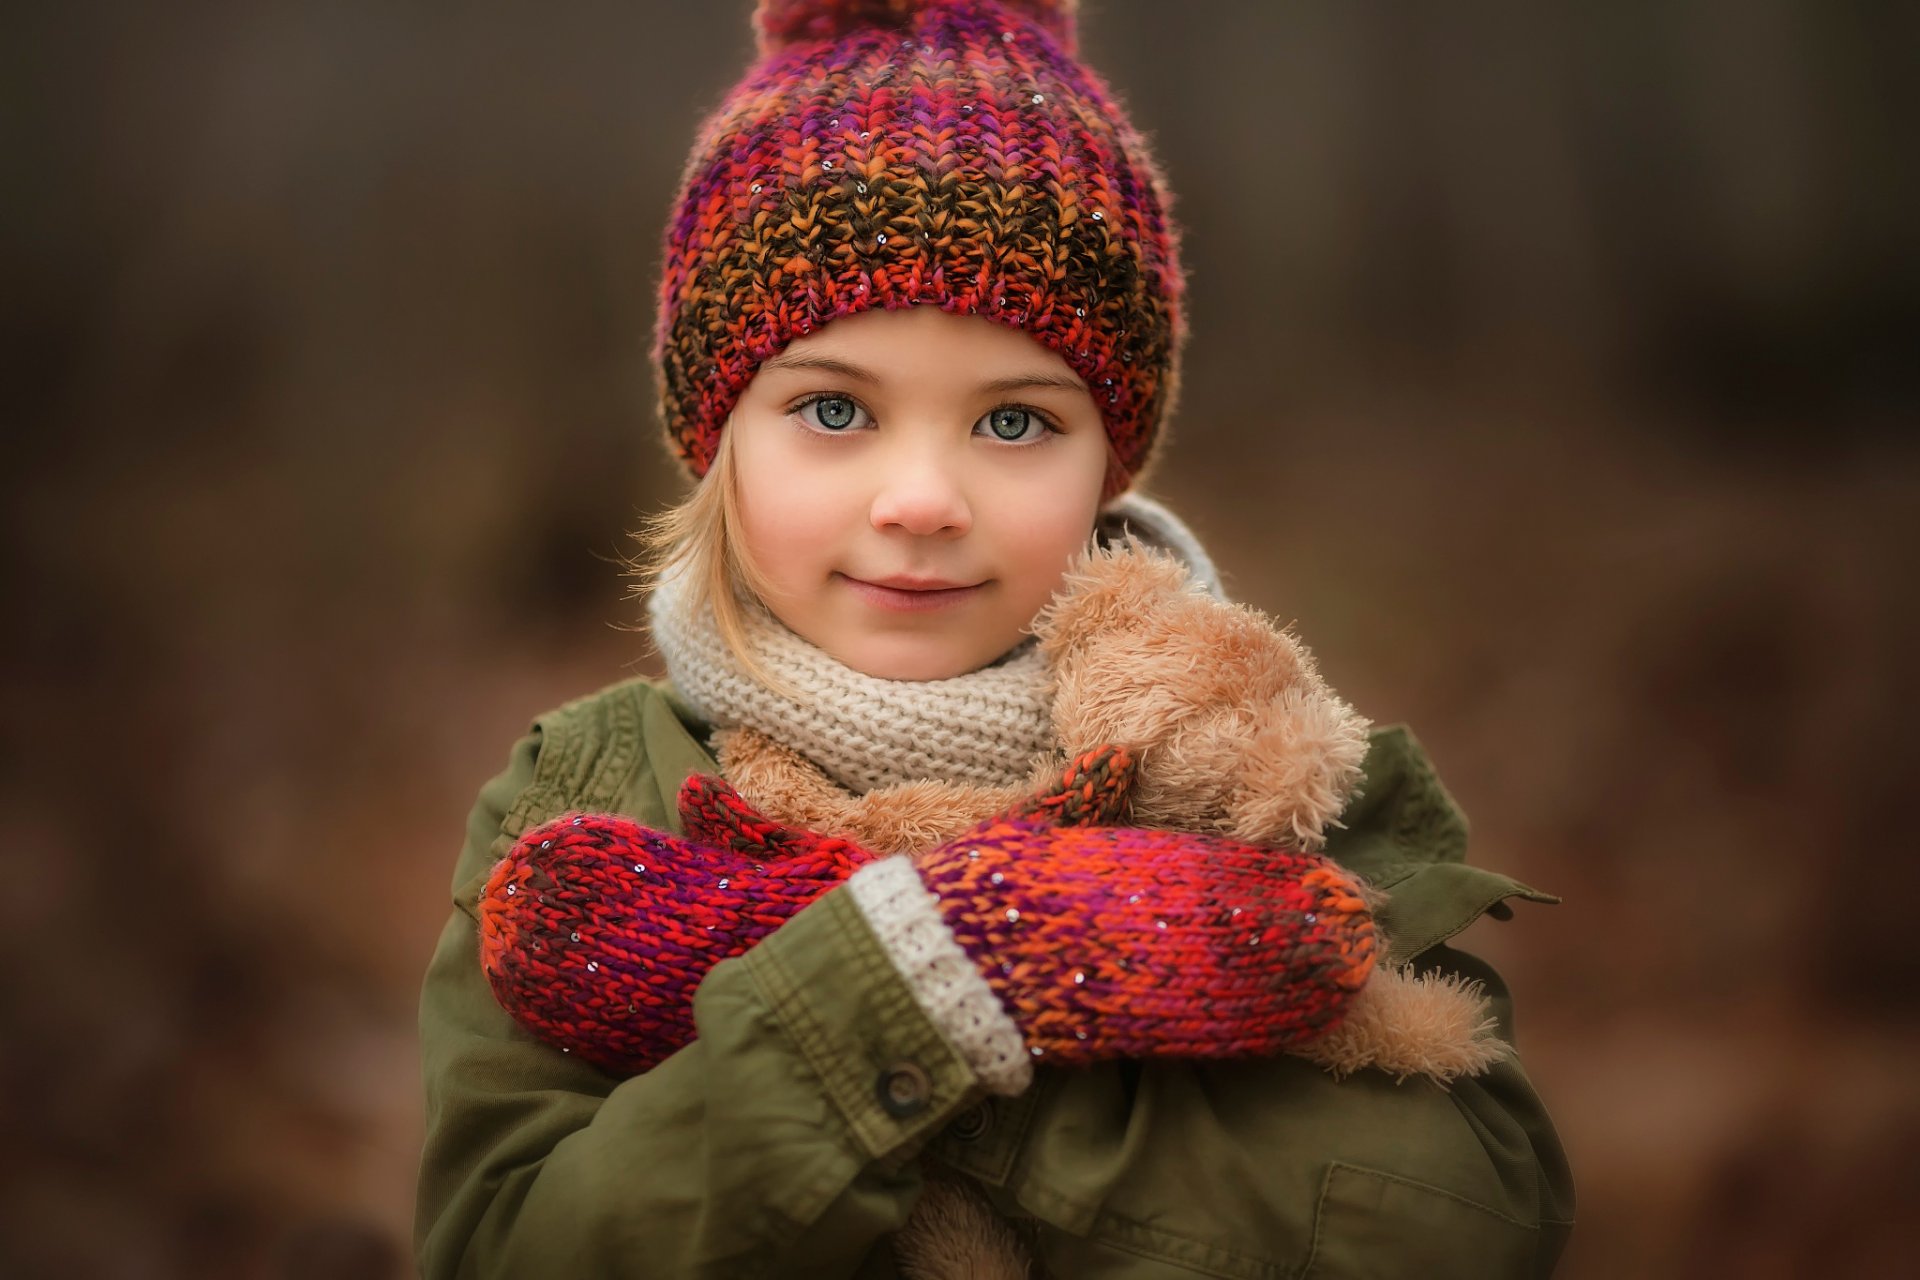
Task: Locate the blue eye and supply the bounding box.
[796,395,868,432]
[977,406,1050,443]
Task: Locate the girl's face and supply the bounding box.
[730,305,1112,681]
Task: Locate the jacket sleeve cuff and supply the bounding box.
[844,856,1033,1097]
[736,872,994,1166]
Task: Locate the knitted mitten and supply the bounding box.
[848,818,1376,1093]
[481,749,1377,1090]
[478,793,859,1076]
[479,749,1135,1076]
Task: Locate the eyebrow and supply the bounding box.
[759,352,1088,395]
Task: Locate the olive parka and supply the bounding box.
[415,677,1574,1278]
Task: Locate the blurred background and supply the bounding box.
[5,0,1916,1274]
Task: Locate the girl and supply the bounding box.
[415,2,1574,1276]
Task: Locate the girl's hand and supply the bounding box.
[478,803,868,1076]
[897,820,1377,1066]
[476,747,1135,1075]
[479,745,1377,1077]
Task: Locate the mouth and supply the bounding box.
[839,573,987,613]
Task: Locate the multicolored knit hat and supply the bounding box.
[652,0,1186,495]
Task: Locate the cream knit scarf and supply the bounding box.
[647,495,1222,795]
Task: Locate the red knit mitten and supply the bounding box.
[479,791,863,1075]
[871,820,1377,1077]
[480,749,1137,1075]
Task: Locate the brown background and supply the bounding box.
[6,1,1917,1275]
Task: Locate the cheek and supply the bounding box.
[733,435,855,587]
[1001,495,1092,551]
[985,454,1106,591]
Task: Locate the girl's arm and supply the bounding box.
[416,727,981,1279]
[954,941,1574,1278]
[479,763,1375,1083]
[947,731,1575,1277]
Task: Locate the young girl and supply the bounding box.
[415,1,1574,1276]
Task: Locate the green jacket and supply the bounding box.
[415,677,1574,1278]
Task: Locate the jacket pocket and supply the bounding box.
[1302,1162,1544,1279]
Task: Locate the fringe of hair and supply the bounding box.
[623,425,801,699]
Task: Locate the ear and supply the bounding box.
[1226,683,1371,849]
[1030,539,1200,661]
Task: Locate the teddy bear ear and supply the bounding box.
[1225,688,1372,849]
[1031,539,1201,658]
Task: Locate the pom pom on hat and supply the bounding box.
[755,0,1079,54]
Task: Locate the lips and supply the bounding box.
[859,574,981,592]
[839,573,986,613]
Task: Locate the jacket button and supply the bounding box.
[950,1101,992,1142]
[877,1062,932,1118]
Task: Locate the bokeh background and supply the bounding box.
[6,0,1917,1275]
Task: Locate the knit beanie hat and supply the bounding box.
[652,0,1186,495]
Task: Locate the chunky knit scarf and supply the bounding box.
[646,494,1222,796]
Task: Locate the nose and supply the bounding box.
[869,443,972,537]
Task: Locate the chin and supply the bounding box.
[854,653,976,683]
[833,638,983,683]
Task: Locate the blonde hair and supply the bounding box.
[629,422,793,694]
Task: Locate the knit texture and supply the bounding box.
[655,0,1185,495]
[649,568,1054,795]
[480,748,1378,1080]
[646,494,1217,798]
[842,738,1138,1093]
[480,746,1131,1077]
[845,855,1033,1094]
[478,792,867,1077]
[909,818,1377,1062]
